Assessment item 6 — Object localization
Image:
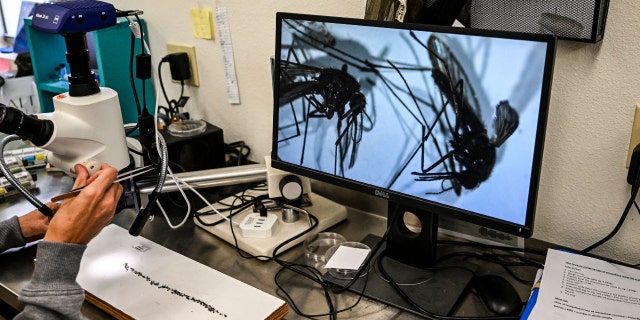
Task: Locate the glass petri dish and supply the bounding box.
[303,232,347,269]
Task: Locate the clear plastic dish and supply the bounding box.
[167,119,207,137]
[303,232,347,269]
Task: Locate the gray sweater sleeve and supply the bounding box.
[0,216,27,252]
[14,241,87,320]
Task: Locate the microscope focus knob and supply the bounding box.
[81,158,102,175]
[279,175,303,202]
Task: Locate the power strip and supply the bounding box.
[240,213,278,238]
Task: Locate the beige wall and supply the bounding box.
[106,0,640,264]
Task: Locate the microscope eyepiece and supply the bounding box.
[0,104,54,146]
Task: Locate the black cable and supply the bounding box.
[129,135,168,236]
[218,192,534,319]
[273,260,372,319]
[227,192,282,261]
[158,106,173,116]
[157,59,173,117]
[436,240,546,283]
[210,190,351,319]
[271,205,404,319]
[271,216,346,320]
[376,251,522,320]
[194,192,261,228]
[128,31,142,116]
[280,207,538,319]
[226,141,249,166]
[581,166,640,253]
[436,251,541,285]
[135,14,148,113]
[142,78,147,115]
[437,240,548,257]
[173,80,185,115]
[329,206,402,294]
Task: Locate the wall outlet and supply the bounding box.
[627,103,640,167]
[166,42,199,87]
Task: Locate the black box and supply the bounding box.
[469,0,610,43]
[159,121,225,172]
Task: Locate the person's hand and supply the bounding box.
[17,202,60,242]
[44,163,123,244]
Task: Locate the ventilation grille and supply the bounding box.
[470,0,609,42]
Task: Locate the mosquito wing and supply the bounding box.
[491,100,519,147]
[279,60,323,105]
[426,34,483,119]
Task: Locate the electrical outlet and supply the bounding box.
[628,104,640,167]
[166,42,199,87]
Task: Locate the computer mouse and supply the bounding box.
[468,274,523,316]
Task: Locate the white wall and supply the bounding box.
[106,0,640,264]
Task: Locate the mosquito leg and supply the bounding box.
[277,101,302,143]
[414,150,455,176]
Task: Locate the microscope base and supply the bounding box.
[194,191,348,259]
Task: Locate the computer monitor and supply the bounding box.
[271,12,555,316]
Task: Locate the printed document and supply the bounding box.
[529,249,640,320]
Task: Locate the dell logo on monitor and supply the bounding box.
[374,190,390,199]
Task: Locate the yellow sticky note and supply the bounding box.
[190,8,214,39]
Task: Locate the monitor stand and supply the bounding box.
[323,234,477,317]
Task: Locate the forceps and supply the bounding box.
[51,165,156,202]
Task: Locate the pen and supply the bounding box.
[520,268,543,320]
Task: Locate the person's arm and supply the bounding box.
[14,164,122,319]
[0,202,58,253]
[14,241,87,320]
[0,216,26,252]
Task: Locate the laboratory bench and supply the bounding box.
[0,168,549,319]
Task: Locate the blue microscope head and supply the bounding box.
[31,0,117,34]
[30,0,121,96]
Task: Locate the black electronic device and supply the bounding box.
[271,12,555,317]
[159,121,225,172]
[468,274,523,316]
[628,144,640,185]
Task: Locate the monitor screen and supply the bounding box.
[272,12,555,238]
[271,12,556,317]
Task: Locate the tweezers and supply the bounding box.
[51,165,156,202]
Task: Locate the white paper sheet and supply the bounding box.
[77,224,285,319]
[324,245,369,270]
[529,249,640,320]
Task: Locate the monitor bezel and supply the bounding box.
[271,12,556,239]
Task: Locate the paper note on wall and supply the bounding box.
[215,6,240,105]
[190,8,214,39]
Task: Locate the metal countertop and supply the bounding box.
[0,169,540,319]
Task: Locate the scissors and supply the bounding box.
[51,165,156,202]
